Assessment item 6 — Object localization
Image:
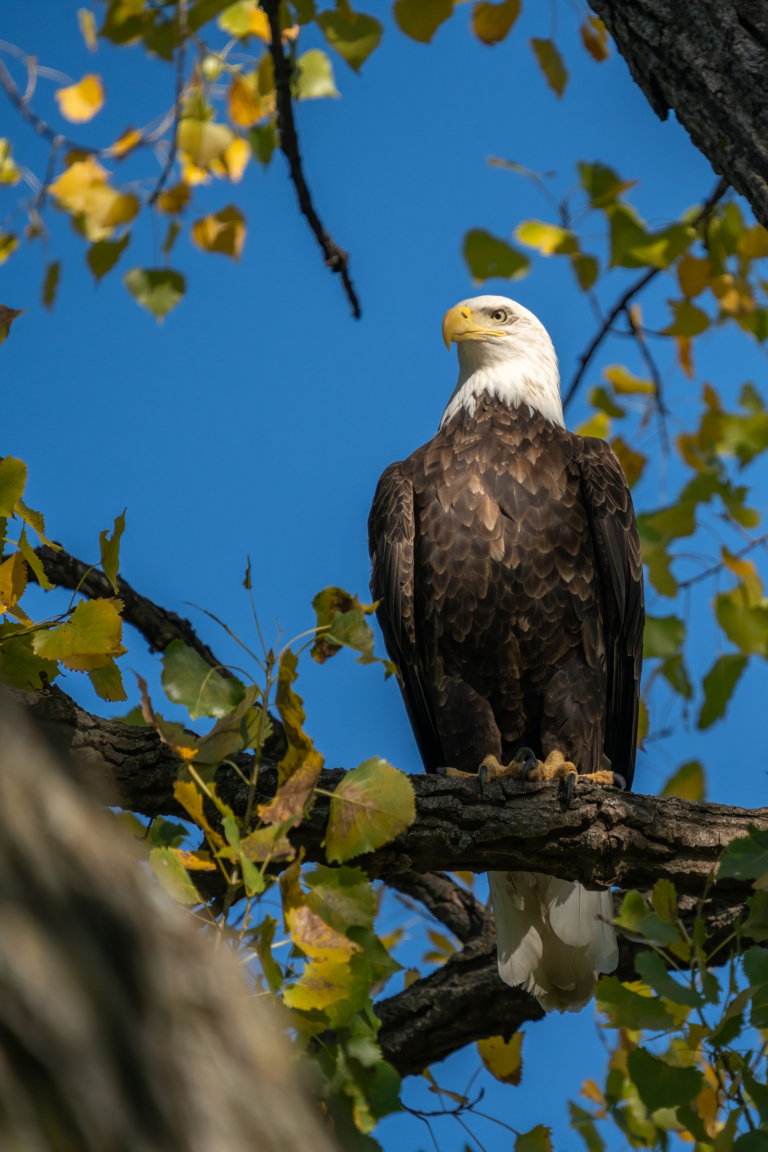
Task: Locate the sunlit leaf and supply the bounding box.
[311,586,374,662]
[662,299,709,337]
[464,229,530,282]
[0,140,21,186]
[33,597,125,666]
[296,49,340,98]
[161,638,246,719]
[660,760,705,800]
[123,267,185,320]
[0,552,27,617]
[42,261,61,311]
[716,590,768,654]
[229,73,263,126]
[283,957,357,1009]
[157,182,190,214]
[393,0,453,42]
[678,253,712,297]
[317,8,383,72]
[626,1047,703,1112]
[173,779,224,847]
[603,364,655,395]
[0,457,26,518]
[218,0,271,39]
[610,437,646,488]
[530,38,567,97]
[55,74,104,123]
[580,16,608,61]
[50,158,139,239]
[0,235,18,266]
[515,219,578,255]
[577,411,610,439]
[324,756,416,863]
[257,751,322,824]
[177,117,235,167]
[578,161,636,209]
[191,204,246,260]
[110,126,143,159]
[472,0,520,46]
[477,1032,524,1084]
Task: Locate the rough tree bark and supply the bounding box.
[590,0,768,225]
[0,691,339,1152]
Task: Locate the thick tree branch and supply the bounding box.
[30,544,228,671]
[261,0,361,319]
[385,870,488,943]
[590,0,768,228]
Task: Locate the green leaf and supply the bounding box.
[633,950,704,1008]
[196,688,267,764]
[626,1047,703,1112]
[117,704,149,726]
[311,586,375,663]
[252,915,284,993]
[716,593,768,654]
[347,926,402,984]
[742,1068,768,1124]
[571,253,598,291]
[463,229,530,282]
[515,219,578,255]
[0,457,26,517]
[0,632,60,690]
[316,9,383,72]
[660,760,705,800]
[148,846,202,905]
[88,659,128,702]
[161,639,246,720]
[249,121,277,166]
[123,267,185,321]
[42,261,61,311]
[615,890,680,946]
[698,654,748,728]
[568,1102,605,1152]
[643,614,684,659]
[148,819,188,848]
[589,386,625,419]
[719,825,768,881]
[744,889,768,942]
[325,608,396,676]
[296,49,339,98]
[393,0,453,42]
[87,233,130,282]
[733,1134,768,1152]
[579,161,635,209]
[472,0,520,45]
[744,945,768,1028]
[99,508,125,594]
[530,38,567,96]
[324,757,416,864]
[515,1125,553,1152]
[33,598,124,664]
[17,525,55,591]
[304,865,376,932]
[660,655,693,700]
[595,975,675,1030]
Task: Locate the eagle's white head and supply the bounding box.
[439,295,564,430]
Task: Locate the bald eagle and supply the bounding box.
[368,295,644,1012]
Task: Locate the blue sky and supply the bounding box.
[3,3,768,1150]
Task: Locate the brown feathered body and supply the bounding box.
[369,396,644,786]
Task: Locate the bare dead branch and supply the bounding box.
[261,0,361,319]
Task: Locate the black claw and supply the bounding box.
[566,772,577,803]
[478,764,488,794]
[612,773,627,791]
[513,746,537,782]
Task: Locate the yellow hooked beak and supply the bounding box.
[442,305,507,350]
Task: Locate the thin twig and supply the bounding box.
[148,0,187,207]
[677,531,768,590]
[563,176,730,411]
[261,0,361,319]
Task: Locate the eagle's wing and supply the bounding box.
[575,435,644,788]
[368,462,443,772]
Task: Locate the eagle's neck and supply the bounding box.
[439,336,564,430]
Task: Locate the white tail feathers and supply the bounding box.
[488,871,618,1013]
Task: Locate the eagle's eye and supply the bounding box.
[491,309,508,322]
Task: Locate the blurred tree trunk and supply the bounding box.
[0,691,338,1152]
[592,0,768,225]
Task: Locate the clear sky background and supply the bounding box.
[3,3,768,1150]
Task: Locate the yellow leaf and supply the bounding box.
[240,824,295,863]
[0,234,18,265]
[711,273,754,316]
[722,546,764,604]
[577,411,610,439]
[676,335,694,379]
[173,848,216,871]
[177,118,234,168]
[324,757,416,864]
[99,508,126,594]
[580,16,608,61]
[18,526,55,591]
[393,0,454,44]
[55,74,104,123]
[610,436,647,488]
[258,750,323,825]
[229,74,262,126]
[0,140,21,186]
[49,158,139,238]
[660,760,706,802]
[404,967,420,989]
[15,496,54,546]
[173,780,225,847]
[477,1032,524,1085]
[33,597,124,662]
[454,870,475,888]
[283,959,356,1010]
[515,219,578,255]
[77,8,98,51]
[191,204,246,259]
[109,127,143,159]
[149,847,202,905]
[530,37,568,97]
[157,182,190,214]
[285,904,361,962]
[678,253,712,298]
[0,552,27,615]
[581,1079,605,1105]
[222,136,251,182]
[472,0,520,45]
[661,299,709,337]
[737,224,768,261]
[603,364,655,394]
[0,456,27,517]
